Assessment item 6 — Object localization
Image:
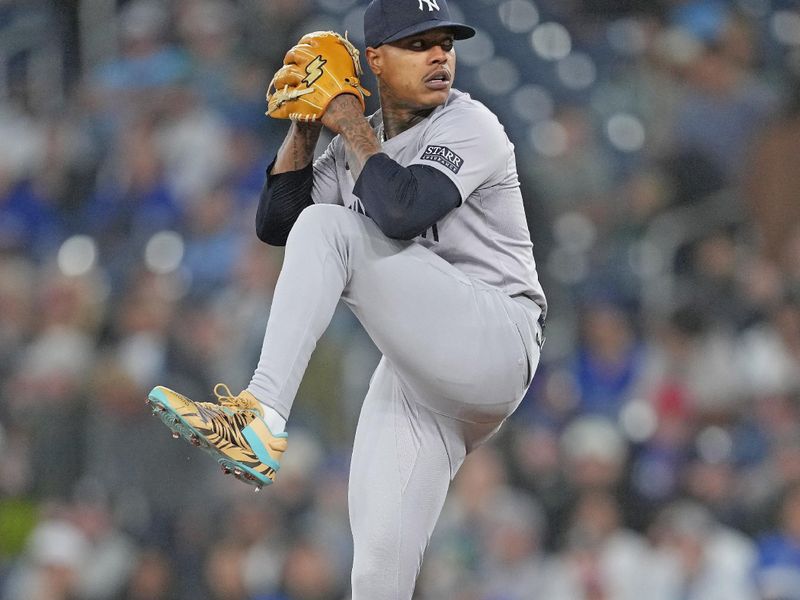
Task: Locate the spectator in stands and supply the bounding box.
[649,500,759,600]
[743,81,800,266]
[181,182,245,293]
[525,106,614,226]
[560,416,628,493]
[82,116,183,288]
[549,490,656,600]
[2,517,90,600]
[737,293,800,398]
[89,0,189,135]
[175,0,266,131]
[569,302,644,418]
[115,548,176,600]
[0,173,62,261]
[637,305,741,419]
[477,491,560,600]
[755,481,800,600]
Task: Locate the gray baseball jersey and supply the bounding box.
[311,88,547,317]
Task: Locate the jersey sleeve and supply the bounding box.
[310,137,343,205]
[410,104,511,202]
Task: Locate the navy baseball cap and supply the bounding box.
[364,0,476,48]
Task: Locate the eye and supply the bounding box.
[400,36,454,52]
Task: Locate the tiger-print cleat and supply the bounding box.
[146,383,288,491]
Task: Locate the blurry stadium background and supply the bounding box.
[1,0,800,598]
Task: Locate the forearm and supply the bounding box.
[271,121,323,174]
[322,94,381,181]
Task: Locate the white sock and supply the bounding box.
[261,404,287,434]
[246,387,287,433]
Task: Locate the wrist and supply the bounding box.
[292,120,323,133]
[321,94,371,135]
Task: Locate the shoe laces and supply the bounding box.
[190,384,253,432]
[213,383,258,412]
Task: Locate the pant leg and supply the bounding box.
[248,204,539,423]
[348,358,470,600]
[248,205,542,598]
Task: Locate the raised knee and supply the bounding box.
[295,203,359,229]
[288,204,360,244]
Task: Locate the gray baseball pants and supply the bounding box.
[248,204,541,599]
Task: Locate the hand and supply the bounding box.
[320,94,369,135]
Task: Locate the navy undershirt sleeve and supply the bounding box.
[353,153,461,241]
[255,157,314,246]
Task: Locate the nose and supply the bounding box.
[428,43,448,63]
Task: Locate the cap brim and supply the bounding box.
[376,20,475,47]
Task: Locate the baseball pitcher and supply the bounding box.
[147,0,547,597]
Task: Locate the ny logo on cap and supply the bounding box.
[418,0,440,11]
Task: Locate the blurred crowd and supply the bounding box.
[1,0,800,598]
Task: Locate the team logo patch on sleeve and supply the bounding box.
[421,145,464,174]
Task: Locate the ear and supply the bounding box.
[365,47,382,76]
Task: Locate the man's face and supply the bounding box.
[367,28,457,111]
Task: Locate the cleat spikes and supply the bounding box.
[148,385,284,491]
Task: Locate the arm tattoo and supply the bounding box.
[341,118,381,181]
[272,122,322,174]
[325,97,381,181]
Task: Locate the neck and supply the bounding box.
[381,105,435,139]
[379,88,441,139]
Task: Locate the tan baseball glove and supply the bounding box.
[266,31,371,122]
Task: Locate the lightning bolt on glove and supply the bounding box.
[266,31,371,122]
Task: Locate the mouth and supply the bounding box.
[424,69,451,90]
